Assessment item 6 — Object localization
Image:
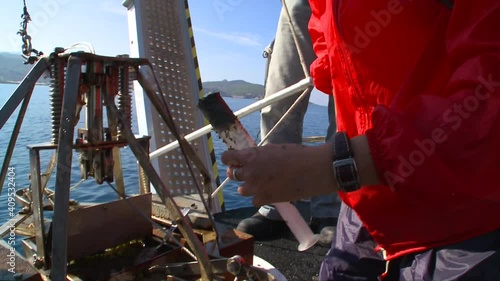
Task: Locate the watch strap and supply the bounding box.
[333,132,360,192]
[333,131,351,161]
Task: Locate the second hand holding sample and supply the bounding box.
[198,92,319,251]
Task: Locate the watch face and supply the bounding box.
[333,158,360,192]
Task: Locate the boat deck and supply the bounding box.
[214,201,330,281]
[0,195,328,281]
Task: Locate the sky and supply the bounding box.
[0,0,328,105]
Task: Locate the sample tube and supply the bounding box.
[198,92,318,251]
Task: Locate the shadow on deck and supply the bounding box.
[214,201,330,281]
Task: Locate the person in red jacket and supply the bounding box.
[222,0,500,280]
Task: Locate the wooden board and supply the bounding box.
[65,194,152,260]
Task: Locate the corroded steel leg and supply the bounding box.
[29,148,48,269]
[0,87,34,197]
[50,56,82,281]
[102,90,214,281]
[0,58,48,196]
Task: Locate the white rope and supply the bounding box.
[260,0,313,145]
[281,0,310,78]
[64,42,96,54]
[211,1,317,196]
[259,87,312,145]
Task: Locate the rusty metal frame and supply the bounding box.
[50,55,82,280]
[0,52,229,281]
[103,81,214,280]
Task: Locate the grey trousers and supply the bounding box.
[320,203,500,280]
[258,0,340,220]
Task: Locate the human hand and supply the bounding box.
[221,143,337,206]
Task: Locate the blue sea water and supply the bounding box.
[0,83,329,224]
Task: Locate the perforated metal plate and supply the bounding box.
[125,0,222,212]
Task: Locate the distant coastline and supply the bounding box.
[1,53,265,99]
[0,81,259,99]
[0,79,264,98]
[0,81,50,86]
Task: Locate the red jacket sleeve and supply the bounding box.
[366,0,500,201]
[308,0,333,95]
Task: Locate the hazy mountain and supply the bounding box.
[203,79,264,99]
[0,52,33,83]
[0,53,264,99]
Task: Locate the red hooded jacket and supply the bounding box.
[308,0,500,260]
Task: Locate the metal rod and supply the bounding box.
[0,85,35,196]
[112,147,125,198]
[137,66,221,245]
[259,87,311,145]
[102,87,214,281]
[0,57,49,130]
[149,77,313,159]
[0,214,30,237]
[211,177,230,198]
[137,138,151,194]
[29,148,48,268]
[41,153,58,194]
[51,56,82,281]
[0,58,50,130]
[105,68,125,197]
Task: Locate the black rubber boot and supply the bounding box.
[236,213,288,240]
